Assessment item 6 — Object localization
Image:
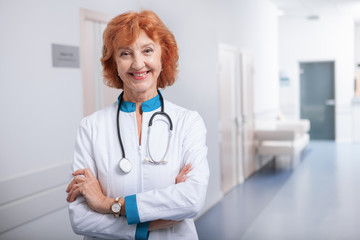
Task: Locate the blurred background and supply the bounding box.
[1,0,360,239]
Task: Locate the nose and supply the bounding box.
[131,53,145,70]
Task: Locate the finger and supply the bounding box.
[178,167,186,175]
[184,167,193,175]
[68,187,81,202]
[66,183,79,202]
[83,168,95,178]
[72,169,86,176]
[66,189,73,202]
[66,191,73,202]
[67,191,77,202]
[68,182,83,200]
[74,176,86,183]
[66,180,74,193]
[177,175,185,181]
[176,175,186,184]
[66,178,78,193]
[66,176,85,193]
[180,165,193,178]
[179,163,191,175]
[183,163,192,173]
[72,168,94,178]
[176,170,188,181]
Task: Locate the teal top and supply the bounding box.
[118,93,161,113]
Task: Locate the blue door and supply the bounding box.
[300,61,335,140]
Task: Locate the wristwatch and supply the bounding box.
[111,197,122,217]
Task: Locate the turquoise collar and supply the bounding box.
[117,93,162,113]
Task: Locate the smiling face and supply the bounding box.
[115,31,162,101]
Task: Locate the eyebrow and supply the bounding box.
[141,43,155,48]
[118,43,156,51]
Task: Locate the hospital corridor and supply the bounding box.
[1,0,360,239]
[196,141,360,239]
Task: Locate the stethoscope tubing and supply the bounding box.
[146,126,172,164]
[117,90,173,164]
[116,96,126,159]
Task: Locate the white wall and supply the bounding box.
[278,15,355,142]
[0,0,279,238]
[216,0,279,117]
[355,24,360,67]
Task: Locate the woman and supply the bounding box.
[66,10,209,240]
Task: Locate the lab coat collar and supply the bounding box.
[118,93,161,113]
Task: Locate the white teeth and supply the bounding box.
[133,72,148,77]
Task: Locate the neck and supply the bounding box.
[122,88,158,104]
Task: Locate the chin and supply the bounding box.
[132,83,157,93]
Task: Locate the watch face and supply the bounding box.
[112,203,121,213]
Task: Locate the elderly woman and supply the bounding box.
[66,10,209,240]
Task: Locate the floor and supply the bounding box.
[195,141,360,240]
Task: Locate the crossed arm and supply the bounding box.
[66,163,193,231]
[68,112,208,238]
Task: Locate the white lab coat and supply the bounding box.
[68,98,209,240]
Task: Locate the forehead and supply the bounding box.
[119,31,159,49]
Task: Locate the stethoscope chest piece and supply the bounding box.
[119,158,132,173]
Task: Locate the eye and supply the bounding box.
[144,48,154,55]
[120,51,131,57]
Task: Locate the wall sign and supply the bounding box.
[52,44,80,68]
[279,71,290,87]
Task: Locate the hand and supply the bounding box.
[176,163,193,184]
[66,168,112,214]
[148,219,183,231]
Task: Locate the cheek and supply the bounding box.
[116,61,129,76]
[149,55,162,72]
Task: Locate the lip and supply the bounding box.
[128,71,151,80]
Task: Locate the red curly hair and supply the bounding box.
[101,10,178,89]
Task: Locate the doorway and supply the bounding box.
[300,61,335,140]
[239,53,255,179]
[79,9,119,116]
[218,44,250,194]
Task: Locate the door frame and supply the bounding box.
[218,43,244,194]
[79,9,117,117]
[239,51,255,179]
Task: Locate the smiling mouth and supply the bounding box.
[130,71,151,77]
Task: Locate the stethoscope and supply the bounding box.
[116,90,173,173]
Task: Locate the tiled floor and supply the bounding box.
[195,141,360,240]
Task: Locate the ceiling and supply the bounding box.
[270,0,360,20]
